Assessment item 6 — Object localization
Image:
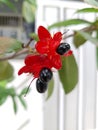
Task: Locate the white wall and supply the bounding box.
[36,1,98,130]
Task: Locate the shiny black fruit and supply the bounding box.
[56,43,70,55]
[36,78,47,93]
[40,68,53,82]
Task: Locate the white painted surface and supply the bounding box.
[36,1,98,130]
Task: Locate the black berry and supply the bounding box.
[40,68,53,82]
[56,43,70,55]
[36,78,47,93]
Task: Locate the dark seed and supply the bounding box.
[36,78,48,93]
[56,42,70,55]
[40,68,53,82]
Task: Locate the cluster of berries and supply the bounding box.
[18,26,72,94]
[36,68,53,93]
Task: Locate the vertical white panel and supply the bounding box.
[80,43,97,130]
[43,73,60,130]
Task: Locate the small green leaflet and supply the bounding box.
[12,97,18,114]
[46,78,54,100]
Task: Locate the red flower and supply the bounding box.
[35,26,72,69]
[18,54,52,78]
[35,26,63,69]
[18,26,72,78]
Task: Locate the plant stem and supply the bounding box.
[0,25,97,61]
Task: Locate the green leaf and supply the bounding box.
[0,37,22,55]
[96,47,98,69]
[0,0,16,11]
[18,96,27,109]
[76,7,98,13]
[58,55,78,94]
[73,31,87,48]
[48,19,92,30]
[46,78,54,100]
[0,96,7,105]
[25,0,37,6]
[0,87,8,105]
[20,88,27,96]
[0,61,14,81]
[12,97,18,114]
[7,88,16,97]
[22,1,36,23]
[0,80,7,87]
[77,30,98,46]
[84,0,98,8]
[96,30,98,69]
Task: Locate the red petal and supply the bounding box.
[53,32,62,42]
[49,55,62,69]
[18,66,30,75]
[49,40,60,53]
[35,41,49,54]
[25,55,41,65]
[38,26,52,40]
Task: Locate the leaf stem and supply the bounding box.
[63,25,96,39]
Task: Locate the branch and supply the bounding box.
[0,25,97,61]
[0,48,29,61]
[0,38,36,61]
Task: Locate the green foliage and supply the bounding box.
[96,47,98,69]
[77,31,98,46]
[0,61,14,81]
[0,0,37,23]
[0,85,27,113]
[0,0,16,11]
[73,31,87,48]
[76,7,98,13]
[46,78,54,100]
[58,55,78,94]
[1,0,98,112]
[22,0,36,23]
[48,19,92,30]
[12,97,18,113]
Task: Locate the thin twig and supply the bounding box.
[0,48,29,61]
[22,38,34,48]
[16,119,30,130]
[63,25,97,39]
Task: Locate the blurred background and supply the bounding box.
[0,0,98,130]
